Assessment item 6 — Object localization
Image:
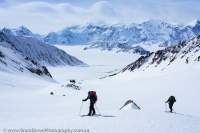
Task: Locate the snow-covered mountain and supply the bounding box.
[44,20,200,52]
[0,46,52,78]
[0,28,86,77]
[191,20,200,35]
[122,36,200,72]
[0,28,85,66]
[6,26,43,40]
[11,26,37,37]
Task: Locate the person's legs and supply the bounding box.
[88,102,93,116]
[169,103,173,112]
[90,102,96,115]
[92,103,96,115]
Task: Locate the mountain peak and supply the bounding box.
[1,28,13,34]
[194,20,200,27]
[13,26,33,36]
[18,26,32,32]
[188,19,200,27]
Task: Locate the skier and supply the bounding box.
[82,91,97,116]
[165,96,176,112]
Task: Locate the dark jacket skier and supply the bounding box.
[165,96,176,112]
[82,91,97,116]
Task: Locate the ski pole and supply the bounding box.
[78,101,83,116]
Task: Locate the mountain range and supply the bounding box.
[1,19,200,77]
[44,20,200,52]
[6,20,200,55]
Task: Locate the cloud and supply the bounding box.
[0,1,120,34]
[0,0,200,34]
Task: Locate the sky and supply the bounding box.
[0,0,200,34]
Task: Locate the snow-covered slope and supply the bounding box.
[0,28,85,66]
[122,36,200,72]
[0,46,52,78]
[44,20,200,52]
[1,44,200,133]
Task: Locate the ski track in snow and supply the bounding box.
[0,45,200,133]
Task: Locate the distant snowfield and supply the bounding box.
[55,45,140,66]
[0,45,200,133]
[48,45,140,81]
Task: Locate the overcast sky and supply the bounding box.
[0,0,200,34]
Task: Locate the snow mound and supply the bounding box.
[120,100,141,111]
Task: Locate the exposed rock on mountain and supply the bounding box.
[122,36,200,72]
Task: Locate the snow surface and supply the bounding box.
[0,45,200,133]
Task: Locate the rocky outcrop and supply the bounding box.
[122,36,200,72]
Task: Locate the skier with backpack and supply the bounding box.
[82,91,97,116]
[165,96,176,113]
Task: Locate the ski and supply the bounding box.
[80,114,116,117]
[164,111,176,113]
[80,114,101,117]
